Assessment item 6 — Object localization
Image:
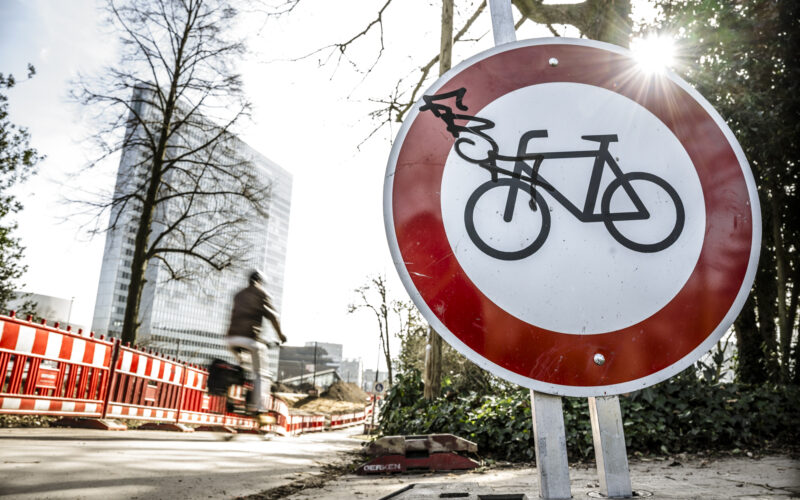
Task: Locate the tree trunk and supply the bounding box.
[382,305,394,387]
[423,0,453,401]
[734,294,767,384]
[120,133,166,345]
[119,15,193,345]
[770,195,790,381]
[424,325,443,399]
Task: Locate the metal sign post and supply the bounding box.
[384,1,760,499]
[530,390,571,499]
[488,3,576,497]
[590,396,632,497]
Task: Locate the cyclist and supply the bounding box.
[226,270,286,416]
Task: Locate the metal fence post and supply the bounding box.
[175,361,189,424]
[101,339,121,419]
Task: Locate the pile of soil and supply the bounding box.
[321,381,370,404]
[293,397,365,413]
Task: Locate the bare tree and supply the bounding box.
[286,1,632,130]
[74,0,270,344]
[348,274,398,387]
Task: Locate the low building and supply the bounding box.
[278,343,339,381]
[280,368,340,391]
[7,292,87,333]
[338,358,363,387]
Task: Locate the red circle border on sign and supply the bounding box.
[386,40,758,395]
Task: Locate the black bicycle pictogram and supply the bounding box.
[420,88,686,261]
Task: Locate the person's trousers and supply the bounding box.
[225,336,268,412]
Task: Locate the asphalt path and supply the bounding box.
[0,427,364,500]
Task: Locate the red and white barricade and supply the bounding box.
[305,414,325,432]
[0,314,114,419]
[176,364,226,427]
[0,314,367,436]
[105,344,184,423]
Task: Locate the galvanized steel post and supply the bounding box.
[530,390,572,499]
[589,396,633,498]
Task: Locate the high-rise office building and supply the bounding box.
[91,87,292,373]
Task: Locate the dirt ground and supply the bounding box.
[257,452,800,499]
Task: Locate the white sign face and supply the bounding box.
[384,38,760,396]
[440,82,706,334]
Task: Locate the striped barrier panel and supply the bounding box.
[105,344,184,422]
[331,410,367,429]
[330,412,352,429]
[306,414,325,432]
[0,314,114,419]
[0,314,365,436]
[176,363,225,426]
[285,413,304,435]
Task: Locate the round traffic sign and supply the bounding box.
[374,382,384,393]
[384,38,760,397]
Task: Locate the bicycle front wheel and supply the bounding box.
[601,172,685,253]
[464,178,551,261]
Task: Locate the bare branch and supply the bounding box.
[288,0,393,77]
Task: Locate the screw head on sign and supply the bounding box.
[549,57,559,67]
[594,353,606,366]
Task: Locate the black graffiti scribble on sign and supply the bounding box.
[420,88,686,261]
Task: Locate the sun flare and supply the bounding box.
[630,36,676,74]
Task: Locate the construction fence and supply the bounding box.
[0,313,368,434]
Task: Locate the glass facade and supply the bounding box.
[91,87,292,376]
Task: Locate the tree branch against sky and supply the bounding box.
[0,65,43,311]
[73,0,271,344]
[349,274,402,386]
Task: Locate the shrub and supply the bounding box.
[379,369,799,461]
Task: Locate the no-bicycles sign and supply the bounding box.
[384,38,760,397]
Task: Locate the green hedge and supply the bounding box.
[379,369,799,462]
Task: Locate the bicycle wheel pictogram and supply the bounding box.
[601,172,685,253]
[464,177,551,261]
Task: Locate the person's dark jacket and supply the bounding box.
[226,284,280,340]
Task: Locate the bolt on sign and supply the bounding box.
[384,38,760,397]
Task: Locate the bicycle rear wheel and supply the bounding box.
[464,178,551,260]
[601,172,685,253]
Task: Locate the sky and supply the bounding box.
[0,0,502,371]
[0,0,658,372]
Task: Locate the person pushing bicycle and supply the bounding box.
[226,270,286,416]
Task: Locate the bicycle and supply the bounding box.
[420,89,686,261]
